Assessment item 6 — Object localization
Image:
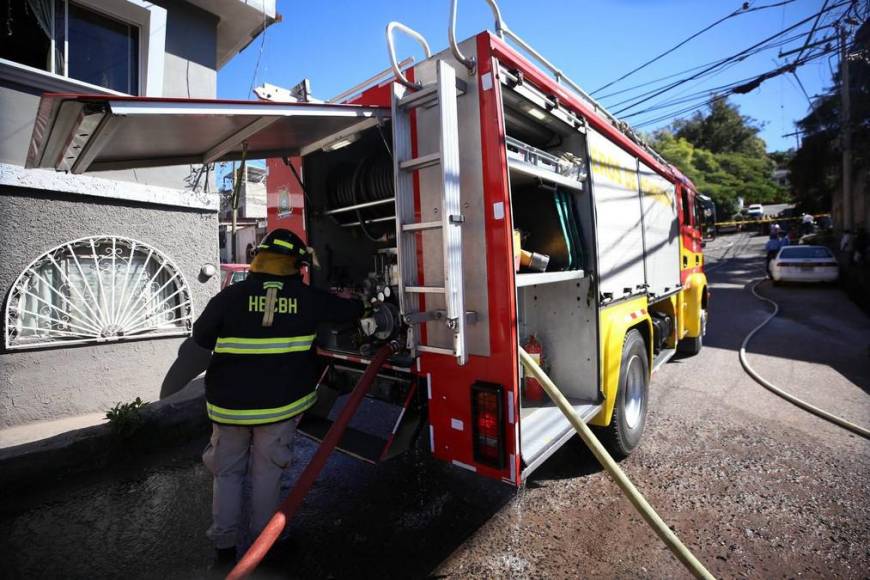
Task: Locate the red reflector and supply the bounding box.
[471,382,505,468]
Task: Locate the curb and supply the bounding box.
[0,381,210,493]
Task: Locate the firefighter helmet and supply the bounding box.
[256,229,310,264]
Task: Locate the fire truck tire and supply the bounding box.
[599,329,649,459]
[678,309,706,356]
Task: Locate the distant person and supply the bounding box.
[765,233,787,278]
[801,213,815,235]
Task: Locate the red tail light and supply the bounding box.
[471,382,505,468]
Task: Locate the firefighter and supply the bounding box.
[192,228,363,564]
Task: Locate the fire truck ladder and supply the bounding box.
[391,59,468,366]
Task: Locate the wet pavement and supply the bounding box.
[2,232,868,579]
[0,431,517,579]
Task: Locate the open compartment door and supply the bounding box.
[26,94,389,173]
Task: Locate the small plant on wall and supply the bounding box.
[106,397,149,438]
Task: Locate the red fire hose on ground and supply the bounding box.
[227,341,400,579]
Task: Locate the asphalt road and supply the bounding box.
[1,232,867,579]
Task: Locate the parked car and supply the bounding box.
[221,263,250,288]
[746,204,764,218]
[770,245,838,284]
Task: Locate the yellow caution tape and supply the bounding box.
[713,213,828,228]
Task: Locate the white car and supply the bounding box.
[770,245,839,284]
[746,204,764,218]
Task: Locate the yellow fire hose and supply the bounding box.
[740,281,870,439]
[518,347,716,580]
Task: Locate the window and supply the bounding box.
[5,236,193,350]
[779,247,834,260]
[680,187,692,226]
[1,0,141,94]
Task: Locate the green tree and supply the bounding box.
[672,99,767,155]
[650,98,786,218]
[789,20,869,215]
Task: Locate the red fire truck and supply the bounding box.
[25,1,708,486]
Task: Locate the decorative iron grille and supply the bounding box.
[5,236,193,350]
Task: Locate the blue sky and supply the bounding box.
[217,0,839,153]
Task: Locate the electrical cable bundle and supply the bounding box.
[590,0,854,129]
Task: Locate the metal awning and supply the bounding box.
[27,94,389,174]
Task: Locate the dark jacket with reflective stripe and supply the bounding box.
[193,273,363,424]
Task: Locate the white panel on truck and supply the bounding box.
[587,129,645,301]
[638,162,681,299]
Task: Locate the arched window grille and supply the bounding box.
[5,236,193,350]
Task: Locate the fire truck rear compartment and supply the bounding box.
[292,124,426,462]
[502,93,602,470]
[302,126,402,356]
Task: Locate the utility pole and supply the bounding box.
[839,24,853,231]
[230,160,238,263]
[230,144,249,263]
[231,164,239,263]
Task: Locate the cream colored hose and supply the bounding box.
[740,281,870,439]
[518,347,716,580]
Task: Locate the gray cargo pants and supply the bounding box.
[202,419,297,549]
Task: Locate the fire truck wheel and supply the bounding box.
[678,309,707,356]
[599,329,649,459]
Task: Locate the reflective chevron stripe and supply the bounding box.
[214,334,316,354]
[206,391,318,425]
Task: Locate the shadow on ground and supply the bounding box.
[702,252,870,394]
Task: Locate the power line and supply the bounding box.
[591,0,798,96]
[631,44,841,128]
[597,26,824,102]
[791,0,830,61]
[612,0,851,116]
[606,22,837,112]
[621,44,837,120]
[248,6,269,98]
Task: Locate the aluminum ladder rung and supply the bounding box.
[391,60,467,365]
[397,84,439,110]
[401,221,442,232]
[416,345,455,356]
[399,152,441,172]
[397,78,468,111]
[405,286,446,294]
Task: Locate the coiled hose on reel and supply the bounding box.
[328,153,395,241]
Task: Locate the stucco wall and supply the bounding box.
[0,187,219,429]
[157,0,218,99]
